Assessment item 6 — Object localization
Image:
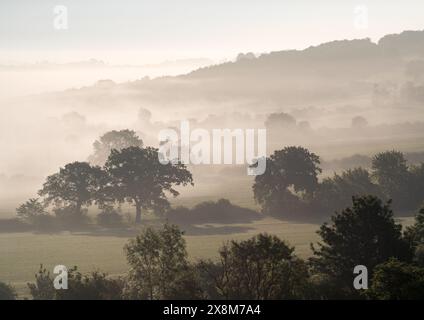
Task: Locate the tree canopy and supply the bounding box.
[371,150,411,209]
[316,167,381,213]
[253,146,321,217]
[105,147,193,223]
[367,258,424,300]
[38,162,108,214]
[89,129,143,165]
[198,233,310,299]
[310,195,412,292]
[124,223,201,299]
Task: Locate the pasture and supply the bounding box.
[0,215,414,297]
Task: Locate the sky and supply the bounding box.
[1,0,424,64]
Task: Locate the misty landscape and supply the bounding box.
[2,1,424,301]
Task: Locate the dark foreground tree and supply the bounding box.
[198,233,310,299]
[124,223,202,299]
[409,163,424,208]
[89,129,144,165]
[0,282,16,300]
[105,147,193,223]
[405,207,424,247]
[310,195,412,293]
[366,258,424,300]
[252,146,321,217]
[404,207,424,265]
[39,162,108,216]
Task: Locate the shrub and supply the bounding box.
[28,265,123,300]
[16,198,56,230]
[28,265,55,300]
[414,244,424,267]
[167,199,260,224]
[96,206,123,227]
[53,206,89,227]
[367,258,424,300]
[0,282,16,300]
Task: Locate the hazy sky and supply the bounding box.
[1,0,424,64]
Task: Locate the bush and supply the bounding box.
[53,206,90,227]
[315,168,382,214]
[405,207,424,247]
[15,198,56,230]
[96,206,123,227]
[167,199,260,224]
[28,265,123,300]
[306,273,359,300]
[16,198,46,220]
[367,258,424,300]
[414,244,424,267]
[28,265,55,300]
[0,218,31,232]
[0,282,16,300]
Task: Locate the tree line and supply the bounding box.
[17,130,192,226]
[253,146,424,220]
[16,129,424,228]
[2,194,424,300]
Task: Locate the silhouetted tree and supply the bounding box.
[409,163,424,208]
[316,167,381,213]
[0,282,16,300]
[310,195,412,294]
[27,265,55,300]
[351,116,368,128]
[198,234,310,299]
[404,207,424,265]
[371,151,411,209]
[89,129,143,165]
[366,258,424,300]
[96,205,123,227]
[415,245,424,267]
[253,146,321,217]
[105,147,193,223]
[39,162,109,216]
[265,112,297,129]
[236,52,256,61]
[405,207,424,246]
[16,198,48,224]
[167,199,260,224]
[124,223,202,299]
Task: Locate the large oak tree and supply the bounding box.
[38,162,108,214]
[105,147,193,223]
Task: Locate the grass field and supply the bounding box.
[0,217,320,297]
[0,216,414,298]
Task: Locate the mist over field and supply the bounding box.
[2,0,424,301]
[2,30,424,217]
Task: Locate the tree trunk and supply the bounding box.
[76,201,82,215]
[135,202,142,224]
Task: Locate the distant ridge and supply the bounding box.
[185,29,424,79]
